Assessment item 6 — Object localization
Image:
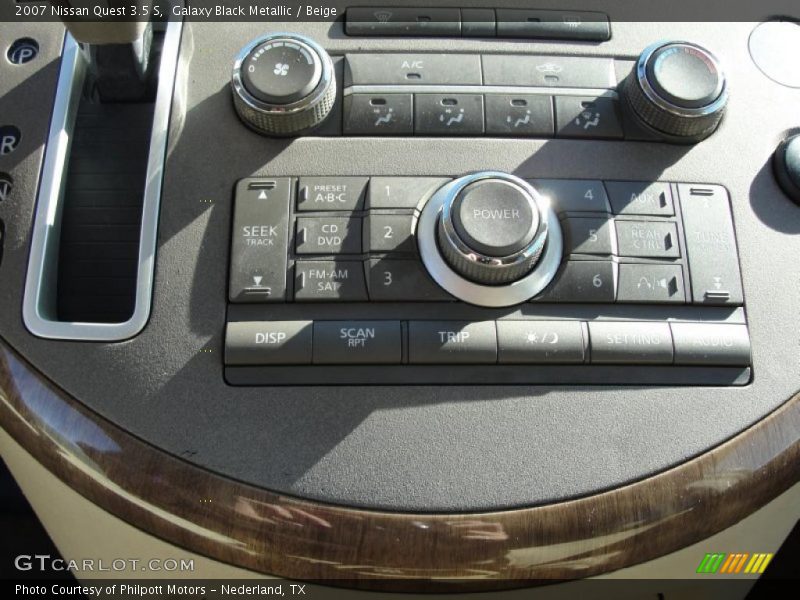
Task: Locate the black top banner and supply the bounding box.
[2,0,800,23]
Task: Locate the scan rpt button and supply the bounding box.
[313,321,402,364]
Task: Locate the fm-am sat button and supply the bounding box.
[295,260,367,301]
[225,321,313,365]
[616,220,680,258]
[313,321,402,364]
[497,321,585,363]
[297,177,368,211]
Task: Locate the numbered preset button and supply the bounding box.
[364,214,416,253]
[535,260,617,303]
[367,259,451,301]
[529,179,611,213]
[563,216,614,255]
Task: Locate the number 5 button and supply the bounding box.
[364,214,416,253]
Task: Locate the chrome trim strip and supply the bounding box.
[23,22,183,341]
[417,173,563,308]
[346,85,618,98]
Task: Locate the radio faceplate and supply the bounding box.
[225,175,750,385]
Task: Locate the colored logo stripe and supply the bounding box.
[697,553,774,574]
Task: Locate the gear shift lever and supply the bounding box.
[51,1,154,101]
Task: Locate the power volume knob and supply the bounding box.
[232,34,335,137]
[624,41,728,142]
[437,176,548,285]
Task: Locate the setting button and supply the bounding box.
[295,260,367,301]
[605,181,674,216]
[225,321,313,365]
[589,322,673,364]
[297,177,368,211]
[414,94,485,135]
[313,321,402,364]
[452,179,538,257]
[497,321,585,364]
[343,94,414,136]
[563,216,614,255]
[618,264,685,304]
[296,217,362,254]
[616,220,680,258]
[409,321,497,364]
[671,323,751,366]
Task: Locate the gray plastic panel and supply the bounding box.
[1,20,800,512]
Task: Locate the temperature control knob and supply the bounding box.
[624,41,728,142]
[232,33,335,136]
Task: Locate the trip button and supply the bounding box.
[605,181,674,216]
[313,321,402,364]
[296,217,362,255]
[616,221,680,258]
[563,216,614,255]
[367,259,451,301]
[343,94,414,136]
[618,264,685,304]
[589,322,674,364]
[671,323,751,366]
[364,214,416,253]
[484,94,554,137]
[295,260,367,301]
[530,179,611,214]
[409,321,497,364]
[414,94,485,135]
[555,96,623,139]
[535,261,617,303]
[225,321,313,365]
[497,321,585,364]
[297,177,368,211]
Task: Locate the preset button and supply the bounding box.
[367,259,451,301]
[297,177,368,211]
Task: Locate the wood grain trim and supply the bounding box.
[1,340,798,589]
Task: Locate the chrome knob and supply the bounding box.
[624,41,728,142]
[231,33,335,137]
[417,172,563,308]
